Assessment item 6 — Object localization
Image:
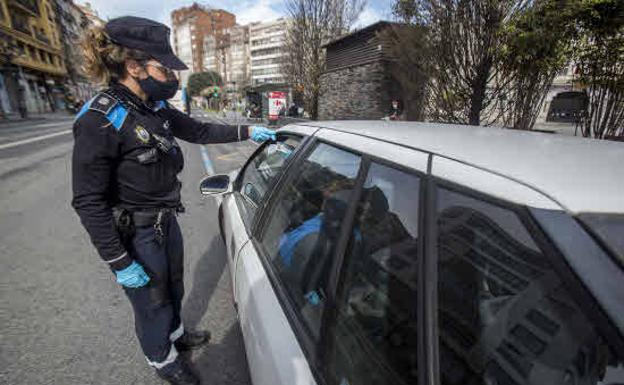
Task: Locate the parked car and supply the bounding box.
[198,121,624,385]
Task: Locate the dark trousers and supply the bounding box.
[123,215,184,364]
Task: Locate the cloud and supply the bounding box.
[80,0,285,27]
[353,0,395,29]
[354,6,382,28]
[236,0,284,25]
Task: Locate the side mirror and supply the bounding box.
[199,174,230,195]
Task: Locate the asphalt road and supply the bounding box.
[0,109,257,384]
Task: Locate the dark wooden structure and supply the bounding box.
[319,21,402,120]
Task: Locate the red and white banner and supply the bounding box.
[268,91,287,121]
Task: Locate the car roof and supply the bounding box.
[290,121,624,214]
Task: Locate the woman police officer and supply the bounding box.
[71,16,275,384]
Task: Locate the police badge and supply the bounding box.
[135,125,150,144]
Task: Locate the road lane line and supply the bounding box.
[216,152,241,161]
[0,129,72,150]
[199,144,223,205]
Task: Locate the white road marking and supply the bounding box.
[199,144,223,205]
[27,121,73,129]
[0,129,72,150]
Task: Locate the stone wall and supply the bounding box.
[318,61,387,120]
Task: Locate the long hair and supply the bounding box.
[80,25,150,85]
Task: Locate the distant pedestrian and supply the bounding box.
[72,16,276,385]
[17,87,27,119]
[386,99,403,121]
[182,86,190,116]
[288,102,298,117]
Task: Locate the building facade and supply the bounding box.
[171,3,235,86]
[203,24,250,98]
[249,18,287,87]
[73,2,102,27]
[0,0,68,116]
[319,22,401,120]
[56,0,99,102]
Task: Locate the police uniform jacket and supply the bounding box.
[72,83,250,270]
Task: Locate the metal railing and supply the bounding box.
[10,0,39,15]
[35,31,50,44]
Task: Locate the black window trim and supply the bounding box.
[250,136,432,385]
[428,175,624,385]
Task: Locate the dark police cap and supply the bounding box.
[105,16,188,70]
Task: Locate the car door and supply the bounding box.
[237,128,432,385]
[429,158,624,385]
[236,140,365,385]
[319,160,424,385]
[221,133,306,299]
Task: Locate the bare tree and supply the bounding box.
[392,0,532,126]
[496,0,577,130]
[424,0,516,126]
[574,1,624,139]
[283,0,366,119]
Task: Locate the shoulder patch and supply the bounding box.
[89,93,118,115]
[75,92,129,132]
[106,104,129,132]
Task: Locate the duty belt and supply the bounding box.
[131,207,182,227]
[132,206,185,245]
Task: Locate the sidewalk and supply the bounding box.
[0,110,75,128]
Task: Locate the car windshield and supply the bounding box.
[578,213,624,265]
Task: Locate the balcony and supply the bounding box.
[9,0,40,16]
[35,30,50,44]
[10,18,32,35]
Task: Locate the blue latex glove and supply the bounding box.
[115,261,150,288]
[250,126,276,142]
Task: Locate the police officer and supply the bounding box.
[71,16,276,385]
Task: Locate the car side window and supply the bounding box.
[261,142,362,338]
[237,135,302,227]
[436,188,624,385]
[324,162,421,385]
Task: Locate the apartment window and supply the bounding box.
[252,58,282,67]
[252,67,281,76]
[251,47,282,57]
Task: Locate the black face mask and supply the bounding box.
[137,76,179,101]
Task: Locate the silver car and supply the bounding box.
[199,121,624,385]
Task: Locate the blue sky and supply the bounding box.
[80,0,395,28]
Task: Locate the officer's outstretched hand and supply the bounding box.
[250,126,276,142]
[115,261,150,288]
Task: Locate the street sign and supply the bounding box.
[268,91,287,121]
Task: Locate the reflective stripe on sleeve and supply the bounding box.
[105,251,128,264]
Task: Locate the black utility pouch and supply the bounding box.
[113,207,136,244]
[137,148,159,164]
